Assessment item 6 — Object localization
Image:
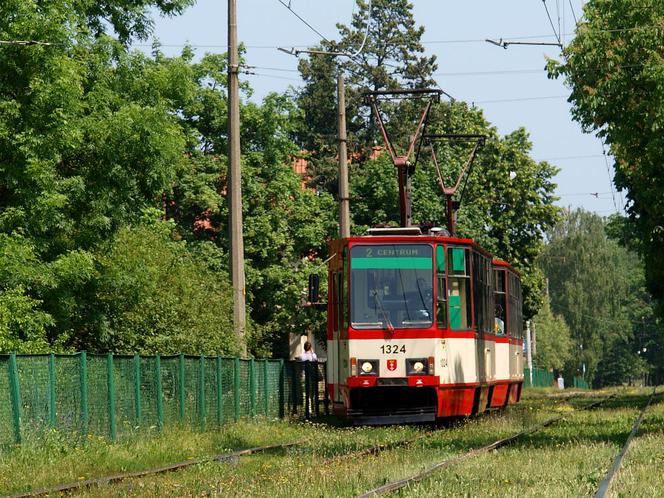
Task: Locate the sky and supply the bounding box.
[144,0,628,217]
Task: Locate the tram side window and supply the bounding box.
[514,278,523,338]
[508,273,519,337]
[494,269,507,335]
[448,247,472,330]
[473,253,492,334]
[436,245,447,329]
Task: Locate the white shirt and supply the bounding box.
[299,350,318,362]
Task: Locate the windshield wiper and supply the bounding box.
[371,289,395,333]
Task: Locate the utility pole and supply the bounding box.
[228,0,246,354]
[337,74,350,238]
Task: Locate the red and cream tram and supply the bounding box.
[319,88,524,423]
[325,229,524,424]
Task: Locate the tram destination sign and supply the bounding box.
[351,244,432,269]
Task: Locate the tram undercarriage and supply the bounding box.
[341,382,523,425]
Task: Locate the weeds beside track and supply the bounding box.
[356,396,611,497]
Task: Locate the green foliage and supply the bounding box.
[163,52,337,356]
[548,0,664,316]
[532,295,573,371]
[541,209,658,385]
[91,224,238,355]
[0,286,53,353]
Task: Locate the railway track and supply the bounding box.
[8,427,437,497]
[8,442,300,498]
[7,393,614,497]
[594,386,658,498]
[355,395,612,498]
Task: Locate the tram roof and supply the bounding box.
[334,234,491,258]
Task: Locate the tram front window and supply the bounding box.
[350,244,433,329]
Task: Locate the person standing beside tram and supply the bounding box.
[299,341,318,362]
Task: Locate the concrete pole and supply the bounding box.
[228,0,246,354]
[337,73,350,238]
[526,320,533,386]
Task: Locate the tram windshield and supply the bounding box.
[350,244,433,329]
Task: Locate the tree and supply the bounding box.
[296,0,438,192]
[548,0,664,316]
[1,1,336,357]
[90,223,239,355]
[531,295,573,371]
[165,52,338,356]
[540,209,657,385]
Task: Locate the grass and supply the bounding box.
[606,391,664,497]
[0,421,304,495]
[2,387,661,497]
[69,393,571,497]
[397,387,663,498]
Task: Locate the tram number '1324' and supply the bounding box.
[380,344,406,354]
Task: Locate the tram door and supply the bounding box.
[332,271,344,403]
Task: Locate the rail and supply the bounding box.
[355,395,611,497]
[594,386,658,498]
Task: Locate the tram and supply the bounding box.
[317,89,524,424]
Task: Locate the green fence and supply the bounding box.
[524,367,589,389]
[0,352,327,446]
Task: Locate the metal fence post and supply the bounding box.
[216,356,223,427]
[304,362,310,419]
[198,355,206,431]
[314,362,320,417]
[323,361,330,416]
[79,351,89,436]
[249,358,256,417]
[291,361,298,415]
[263,360,269,416]
[233,358,240,421]
[133,353,142,426]
[48,353,56,427]
[178,353,185,422]
[8,353,22,444]
[107,353,117,441]
[155,354,164,431]
[278,359,285,418]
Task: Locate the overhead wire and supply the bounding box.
[133,24,664,51]
[599,139,620,213]
[472,95,567,104]
[277,0,334,45]
[568,0,579,26]
[542,0,563,45]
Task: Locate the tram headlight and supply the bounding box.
[358,359,379,376]
[407,358,431,376]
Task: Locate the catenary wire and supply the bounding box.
[600,139,620,213]
[568,0,579,26]
[131,24,664,51]
[542,0,562,45]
